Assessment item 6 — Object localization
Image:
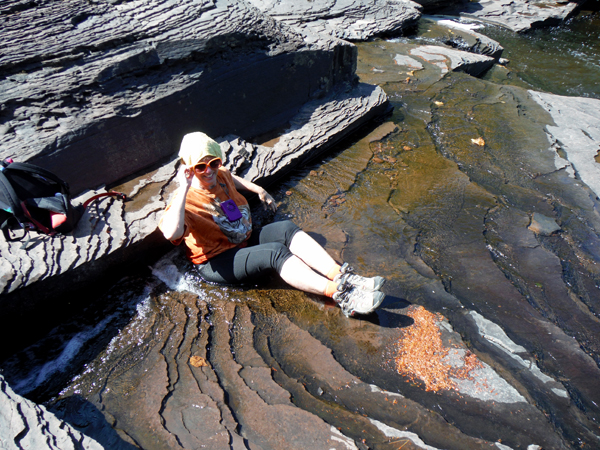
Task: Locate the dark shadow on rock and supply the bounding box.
[15,235,45,251]
[49,395,139,450]
[365,295,414,328]
[333,297,413,327]
[376,308,415,329]
[306,230,327,247]
[379,294,411,310]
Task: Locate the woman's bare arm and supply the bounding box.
[232,173,277,212]
[159,165,194,241]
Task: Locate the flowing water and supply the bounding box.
[3,11,600,450]
[481,12,600,98]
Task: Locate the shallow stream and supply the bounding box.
[3,11,600,450]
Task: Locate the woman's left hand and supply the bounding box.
[259,189,277,212]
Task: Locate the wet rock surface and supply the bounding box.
[3,5,600,450]
[365,33,600,443]
[38,255,553,449]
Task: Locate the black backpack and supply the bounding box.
[0,158,125,245]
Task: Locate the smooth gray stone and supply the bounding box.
[529,91,600,199]
[423,15,504,59]
[409,44,495,77]
[528,212,561,236]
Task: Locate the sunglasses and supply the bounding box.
[194,158,222,173]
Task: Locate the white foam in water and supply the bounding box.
[150,258,187,291]
[436,19,483,31]
[12,314,116,395]
[423,15,484,31]
[150,250,193,291]
[150,249,206,297]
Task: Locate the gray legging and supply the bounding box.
[196,220,300,285]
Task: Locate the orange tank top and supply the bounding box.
[167,168,252,264]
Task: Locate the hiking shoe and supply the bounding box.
[332,282,385,317]
[337,262,386,291]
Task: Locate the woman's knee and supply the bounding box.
[271,242,294,272]
[260,242,293,273]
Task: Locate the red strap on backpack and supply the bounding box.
[82,191,127,209]
[29,191,127,235]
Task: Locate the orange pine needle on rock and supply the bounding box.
[394,306,483,392]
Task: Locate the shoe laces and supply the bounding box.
[334,281,370,317]
[340,262,354,275]
[338,263,384,291]
[333,281,353,315]
[339,272,366,289]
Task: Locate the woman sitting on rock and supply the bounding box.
[159,132,386,317]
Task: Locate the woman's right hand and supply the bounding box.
[178,164,195,190]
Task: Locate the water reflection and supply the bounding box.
[481,11,600,98]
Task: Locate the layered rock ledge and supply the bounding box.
[245,0,422,40]
[1,374,103,450]
[0,0,357,194]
